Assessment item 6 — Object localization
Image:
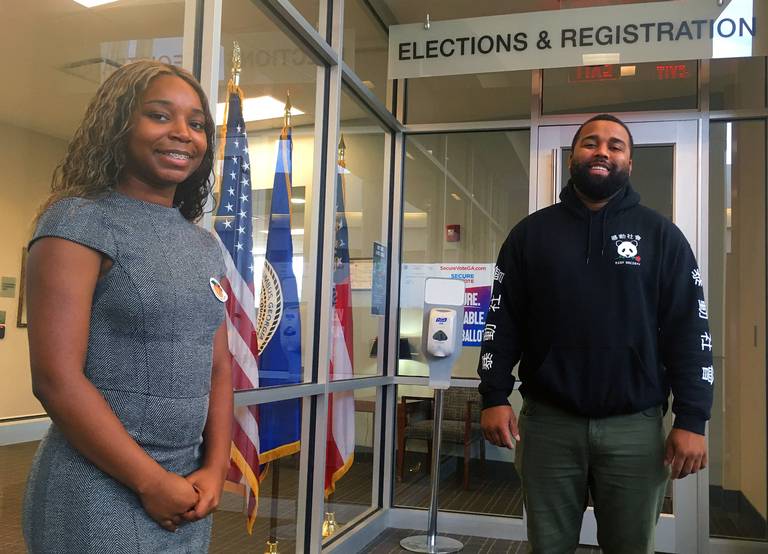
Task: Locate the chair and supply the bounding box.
[397,388,485,490]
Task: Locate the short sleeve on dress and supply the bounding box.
[30,197,117,259]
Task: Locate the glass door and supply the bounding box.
[536,120,702,553]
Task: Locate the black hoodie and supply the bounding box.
[477,183,713,434]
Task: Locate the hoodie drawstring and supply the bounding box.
[600,209,607,258]
[587,209,608,264]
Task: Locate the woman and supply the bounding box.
[22,60,233,553]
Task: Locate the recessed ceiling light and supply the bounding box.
[73,0,119,7]
[216,95,304,125]
[450,193,462,201]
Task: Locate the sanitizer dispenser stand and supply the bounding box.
[401,278,465,554]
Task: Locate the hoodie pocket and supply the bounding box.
[531,346,658,416]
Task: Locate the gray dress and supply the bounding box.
[22,192,226,553]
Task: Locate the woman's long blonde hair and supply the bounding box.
[39,60,216,222]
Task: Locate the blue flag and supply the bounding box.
[256,125,302,463]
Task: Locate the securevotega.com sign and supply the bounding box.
[388,0,766,79]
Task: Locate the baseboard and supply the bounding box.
[324,510,388,553]
[387,507,526,541]
[0,416,51,446]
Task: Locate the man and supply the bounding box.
[478,114,713,553]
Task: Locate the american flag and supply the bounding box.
[213,81,261,534]
[324,142,355,496]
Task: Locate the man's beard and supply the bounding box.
[569,159,630,201]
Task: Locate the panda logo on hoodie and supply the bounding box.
[612,233,642,266]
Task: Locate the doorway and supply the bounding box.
[536,120,703,553]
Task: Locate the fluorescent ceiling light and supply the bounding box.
[73,0,119,7]
[582,53,620,65]
[291,198,306,204]
[620,65,636,77]
[216,95,304,125]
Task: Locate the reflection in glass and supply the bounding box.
[709,120,768,541]
[343,0,390,106]
[560,146,673,219]
[322,388,377,544]
[331,89,388,379]
[710,57,766,111]
[399,131,530,378]
[394,385,522,517]
[212,430,303,552]
[406,72,531,124]
[543,60,698,114]
[220,0,318,387]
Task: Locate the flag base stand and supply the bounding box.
[400,535,463,553]
[321,512,339,538]
[263,539,279,554]
[400,390,463,553]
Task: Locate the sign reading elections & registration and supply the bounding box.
[388,0,767,79]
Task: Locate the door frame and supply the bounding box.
[534,119,706,553]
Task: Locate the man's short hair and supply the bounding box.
[571,114,634,158]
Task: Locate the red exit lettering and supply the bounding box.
[655,64,690,80]
[569,65,618,83]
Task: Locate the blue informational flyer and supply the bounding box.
[371,242,387,315]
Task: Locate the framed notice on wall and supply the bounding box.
[350,258,373,290]
[17,247,28,328]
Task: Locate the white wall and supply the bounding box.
[0,122,65,419]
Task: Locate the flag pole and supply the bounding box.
[321,134,347,540]
[232,41,241,86]
[263,93,294,554]
[266,458,280,552]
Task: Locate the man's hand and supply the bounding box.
[665,428,707,479]
[481,405,520,449]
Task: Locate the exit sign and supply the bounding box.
[569,65,619,83]
[655,64,691,80]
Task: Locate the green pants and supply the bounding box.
[515,398,669,554]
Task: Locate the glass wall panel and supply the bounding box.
[709,120,768,541]
[289,0,322,32]
[559,146,673,219]
[220,0,320,388]
[343,0,390,106]
[0,0,187,417]
[322,387,378,544]
[330,89,389,379]
[406,72,531,125]
[543,60,698,114]
[399,131,530,378]
[710,57,766,111]
[212,398,307,552]
[374,0,672,25]
[394,384,523,517]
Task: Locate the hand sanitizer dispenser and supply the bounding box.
[401,277,466,554]
[426,308,457,358]
[421,278,465,389]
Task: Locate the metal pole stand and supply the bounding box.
[400,389,463,553]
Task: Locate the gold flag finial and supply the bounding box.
[284,91,292,129]
[232,41,242,86]
[338,134,346,162]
